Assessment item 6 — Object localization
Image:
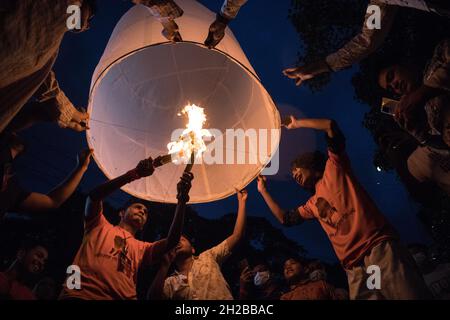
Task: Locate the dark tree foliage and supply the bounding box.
[288,0,450,261]
[288,0,367,91]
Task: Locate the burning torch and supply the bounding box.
[153,104,211,173]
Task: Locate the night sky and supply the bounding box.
[15,0,431,264]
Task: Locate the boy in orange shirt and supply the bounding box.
[258,117,430,299]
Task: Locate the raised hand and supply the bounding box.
[282,115,301,130]
[283,60,330,87]
[257,175,267,193]
[204,14,230,49]
[177,172,194,203]
[67,108,89,132]
[236,188,248,203]
[135,157,155,178]
[77,148,93,170]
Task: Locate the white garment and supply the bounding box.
[163,240,233,300]
[407,146,450,195]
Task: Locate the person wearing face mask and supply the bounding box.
[281,257,339,300]
[239,262,282,300]
[308,260,328,282]
[0,237,49,300]
[409,244,450,299]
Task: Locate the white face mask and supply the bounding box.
[309,270,327,281]
[254,271,270,287]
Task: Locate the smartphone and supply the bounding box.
[381,97,399,116]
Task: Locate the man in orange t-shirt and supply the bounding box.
[60,157,193,300]
[258,117,430,299]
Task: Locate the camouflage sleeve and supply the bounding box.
[220,0,248,20]
[34,70,77,128]
[325,1,397,71]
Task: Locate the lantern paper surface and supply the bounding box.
[87,0,280,203]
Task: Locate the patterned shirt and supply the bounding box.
[408,146,450,195]
[0,0,81,132]
[220,0,248,20]
[325,1,449,72]
[132,0,183,21]
[163,240,233,300]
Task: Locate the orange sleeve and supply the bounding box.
[85,211,108,233]
[297,197,316,220]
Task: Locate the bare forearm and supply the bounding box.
[295,119,335,135]
[166,201,186,251]
[47,165,87,207]
[226,200,247,250]
[260,189,285,224]
[421,84,446,100]
[148,265,170,300]
[233,201,246,238]
[227,201,247,251]
[89,171,137,201]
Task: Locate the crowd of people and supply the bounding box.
[0,0,449,300]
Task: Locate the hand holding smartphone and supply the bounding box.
[381,97,400,116]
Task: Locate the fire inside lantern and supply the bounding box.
[154,104,212,171]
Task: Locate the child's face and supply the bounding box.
[378,65,419,96]
[21,246,48,275]
[284,259,303,282]
[176,236,194,257]
[292,167,318,190]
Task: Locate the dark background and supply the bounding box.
[8,0,434,268]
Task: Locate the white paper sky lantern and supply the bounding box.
[87,0,281,203]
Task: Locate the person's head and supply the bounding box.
[15,239,49,276]
[119,202,148,231]
[252,263,271,288]
[291,151,326,192]
[70,0,96,33]
[175,235,195,259]
[378,64,421,97]
[283,257,306,284]
[33,277,57,300]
